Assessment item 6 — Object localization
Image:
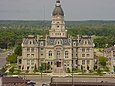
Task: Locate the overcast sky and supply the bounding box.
[0,0,115,21]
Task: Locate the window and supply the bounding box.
[57,51,60,58]
[84,41,87,44]
[31,60,34,65]
[40,42,43,46]
[27,60,30,65]
[41,53,43,56]
[48,62,50,65]
[27,54,30,57]
[73,42,76,46]
[82,54,85,57]
[31,66,34,70]
[30,41,32,44]
[41,48,44,50]
[31,48,34,52]
[82,60,85,65]
[49,51,52,57]
[76,54,77,57]
[31,54,34,57]
[27,48,30,52]
[86,48,90,52]
[67,63,69,66]
[65,51,68,58]
[51,62,53,65]
[57,25,59,28]
[86,54,90,57]
[58,41,60,44]
[82,48,85,52]
[87,60,90,64]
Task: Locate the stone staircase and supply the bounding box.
[52,67,66,76]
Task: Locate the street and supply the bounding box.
[0,52,6,68]
[23,75,115,86]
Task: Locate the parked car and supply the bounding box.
[42,83,49,86]
[27,81,36,86]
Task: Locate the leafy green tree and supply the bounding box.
[14,45,22,56]
[98,56,107,67]
[6,53,17,63]
[33,64,38,73]
[38,64,46,79]
[0,67,6,73]
[9,67,15,74]
[96,67,102,75]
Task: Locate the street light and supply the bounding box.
[72,63,78,86]
[72,63,73,86]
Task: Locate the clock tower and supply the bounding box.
[49,0,67,38]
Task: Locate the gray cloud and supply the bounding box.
[0,0,115,20]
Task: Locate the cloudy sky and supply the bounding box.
[0,0,115,21]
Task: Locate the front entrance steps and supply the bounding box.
[52,67,67,76]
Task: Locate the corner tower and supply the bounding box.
[49,0,67,38]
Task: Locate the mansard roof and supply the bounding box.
[78,36,93,45]
[47,37,71,45]
[22,35,38,45]
[104,46,115,52]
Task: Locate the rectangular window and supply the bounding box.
[86,48,90,52]
[57,51,60,58]
[51,62,53,65]
[31,54,34,57]
[41,48,44,50]
[82,48,85,52]
[65,51,68,58]
[41,53,43,56]
[87,60,90,65]
[31,48,34,52]
[27,60,30,65]
[86,54,90,57]
[82,54,85,57]
[27,54,30,57]
[82,60,85,65]
[27,48,30,52]
[31,60,34,65]
[31,66,34,70]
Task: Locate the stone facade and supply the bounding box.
[17,0,94,73]
[104,46,115,72]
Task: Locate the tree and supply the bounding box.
[38,64,45,80]
[14,45,22,56]
[6,53,17,63]
[0,67,6,73]
[98,56,107,67]
[33,64,38,73]
[9,67,15,74]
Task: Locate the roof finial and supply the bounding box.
[56,0,60,3]
[56,0,61,6]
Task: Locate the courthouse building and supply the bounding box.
[17,0,94,74]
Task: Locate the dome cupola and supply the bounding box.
[52,0,64,16]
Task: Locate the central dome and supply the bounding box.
[52,0,64,16]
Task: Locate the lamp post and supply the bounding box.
[72,63,78,86]
[72,63,73,86]
[72,60,75,86]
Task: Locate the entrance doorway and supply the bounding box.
[57,62,61,67]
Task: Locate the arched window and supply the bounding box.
[65,51,68,58]
[57,51,60,58]
[84,41,87,44]
[30,41,32,44]
[49,51,52,57]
